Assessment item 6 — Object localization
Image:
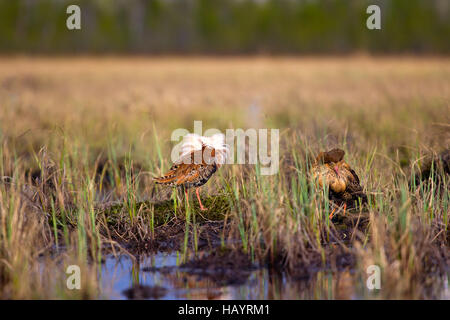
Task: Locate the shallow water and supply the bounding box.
[100,252,449,300]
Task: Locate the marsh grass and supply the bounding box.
[0,57,448,299]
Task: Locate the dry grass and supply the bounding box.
[0,56,449,299]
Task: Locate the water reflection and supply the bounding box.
[100,252,449,300]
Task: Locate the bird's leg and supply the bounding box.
[184,188,189,207]
[329,206,337,219]
[195,187,208,211]
[343,203,347,215]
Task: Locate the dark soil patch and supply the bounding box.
[122,284,168,299]
[126,220,227,254]
[272,245,357,281]
[330,210,371,241]
[178,249,258,286]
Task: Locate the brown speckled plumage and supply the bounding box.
[153,146,218,189]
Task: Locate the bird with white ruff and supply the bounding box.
[153,133,229,211]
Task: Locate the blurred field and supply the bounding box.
[0,56,449,299]
[1,56,448,158]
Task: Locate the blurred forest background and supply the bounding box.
[0,0,448,55]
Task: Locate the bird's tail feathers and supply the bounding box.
[153,174,177,185]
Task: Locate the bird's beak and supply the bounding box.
[334,165,339,176]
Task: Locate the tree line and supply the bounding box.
[0,0,448,54]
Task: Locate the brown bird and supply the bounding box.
[311,148,366,218]
[153,134,228,211]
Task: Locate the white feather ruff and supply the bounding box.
[180,133,229,165]
[180,134,204,156]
